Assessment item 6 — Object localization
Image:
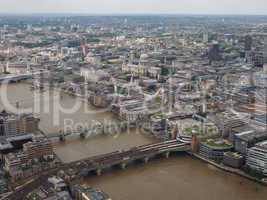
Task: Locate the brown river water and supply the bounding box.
[0,82,266,200]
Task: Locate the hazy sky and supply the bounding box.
[0,0,266,15]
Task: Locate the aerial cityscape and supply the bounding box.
[0,0,267,200]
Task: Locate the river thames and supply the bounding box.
[1,82,267,200]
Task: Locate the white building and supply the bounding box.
[122,64,161,79]
[246,140,267,176]
[80,67,109,82]
[254,72,267,88]
[6,62,29,74]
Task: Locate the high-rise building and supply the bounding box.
[208,43,221,63]
[203,32,209,43]
[244,35,253,51]
[246,51,264,67]
[263,36,267,73]
[264,36,267,59]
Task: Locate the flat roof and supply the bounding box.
[202,139,233,150]
[235,130,267,142]
[0,143,13,150]
[256,140,267,148]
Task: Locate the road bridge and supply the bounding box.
[0,74,32,83]
[46,121,129,141]
[0,71,48,83]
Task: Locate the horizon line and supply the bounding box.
[0,12,267,17]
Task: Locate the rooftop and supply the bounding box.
[224,152,243,159]
[255,140,267,149]
[203,139,233,150]
[235,130,267,142]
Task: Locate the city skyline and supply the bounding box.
[0,3,267,199]
[0,0,267,15]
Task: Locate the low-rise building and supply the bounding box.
[23,138,53,160]
[112,98,147,123]
[71,185,112,200]
[234,131,267,155]
[149,114,171,140]
[4,137,55,182]
[0,134,34,161]
[223,152,245,168]
[122,64,161,79]
[246,140,267,176]
[199,139,233,161]
[119,106,147,124]
[5,62,29,74]
[0,111,39,138]
[80,67,109,82]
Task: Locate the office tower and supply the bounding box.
[264,36,267,73]
[208,43,221,63]
[203,32,209,43]
[244,35,252,51]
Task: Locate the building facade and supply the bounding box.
[0,112,39,137]
[4,137,54,182]
[246,140,267,176]
[199,139,233,161]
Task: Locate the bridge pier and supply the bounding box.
[144,157,149,164]
[59,134,66,142]
[120,162,127,170]
[165,152,170,158]
[96,168,102,176]
[80,132,86,139]
[16,101,20,109]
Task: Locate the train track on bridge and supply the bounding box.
[4,140,190,200]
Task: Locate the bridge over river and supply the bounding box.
[45,121,129,141]
[64,139,190,177]
[5,139,190,200]
[0,71,48,83]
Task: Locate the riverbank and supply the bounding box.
[14,83,267,188]
[189,152,267,186]
[1,82,267,200]
[84,154,267,200]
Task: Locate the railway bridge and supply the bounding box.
[6,139,190,200]
[62,139,190,178]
